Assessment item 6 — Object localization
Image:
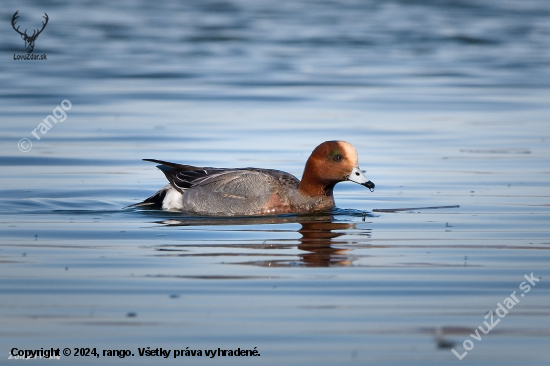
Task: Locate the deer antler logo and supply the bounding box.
[12,10,49,53]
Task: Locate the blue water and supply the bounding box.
[1,0,550,364]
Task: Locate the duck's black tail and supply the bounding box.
[127,187,168,208]
[129,159,201,209]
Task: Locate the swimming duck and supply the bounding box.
[134,141,374,216]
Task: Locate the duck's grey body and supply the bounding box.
[134,159,329,216]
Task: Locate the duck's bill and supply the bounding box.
[348,167,375,192]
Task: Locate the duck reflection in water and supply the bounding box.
[293,221,357,267]
[150,213,372,267]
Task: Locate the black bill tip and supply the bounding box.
[362,180,375,192]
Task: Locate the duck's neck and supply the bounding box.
[298,160,335,198]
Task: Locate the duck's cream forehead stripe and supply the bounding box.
[338,141,358,166]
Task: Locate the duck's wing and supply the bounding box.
[191,168,298,192]
[146,159,300,192]
[179,169,299,215]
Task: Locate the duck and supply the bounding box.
[133,140,374,216]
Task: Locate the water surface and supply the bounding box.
[1,0,549,364]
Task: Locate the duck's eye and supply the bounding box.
[333,154,342,162]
